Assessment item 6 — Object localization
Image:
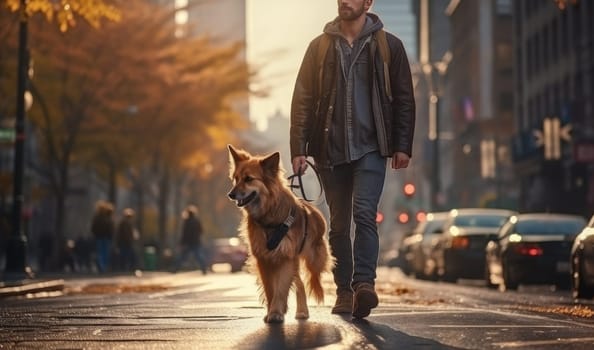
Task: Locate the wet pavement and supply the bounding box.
[1,268,594,349]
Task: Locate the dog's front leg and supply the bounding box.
[264,261,294,323]
[293,273,309,320]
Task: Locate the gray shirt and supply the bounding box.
[325,16,382,166]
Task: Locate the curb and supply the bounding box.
[0,279,65,298]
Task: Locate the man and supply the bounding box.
[91,200,116,273]
[173,205,208,274]
[116,208,138,272]
[290,0,415,318]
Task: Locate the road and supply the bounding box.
[1,267,593,349]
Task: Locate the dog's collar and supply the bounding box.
[265,206,296,251]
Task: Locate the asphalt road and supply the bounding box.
[1,267,593,349]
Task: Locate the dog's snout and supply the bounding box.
[228,190,236,200]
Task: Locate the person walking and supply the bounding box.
[173,205,207,274]
[290,0,415,318]
[116,208,138,272]
[90,200,116,273]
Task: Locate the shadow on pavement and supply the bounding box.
[235,316,462,349]
[351,318,463,349]
[235,321,341,349]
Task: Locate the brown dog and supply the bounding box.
[227,145,332,323]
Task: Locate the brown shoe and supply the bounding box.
[331,291,353,314]
[352,283,378,318]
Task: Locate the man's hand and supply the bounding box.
[292,156,308,175]
[391,152,410,169]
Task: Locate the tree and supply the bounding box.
[11,0,255,263]
[2,0,120,32]
[1,0,122,269]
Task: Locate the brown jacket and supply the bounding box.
[290,14,415,167]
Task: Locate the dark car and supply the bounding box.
[430,208,516,282]
[485,213,586,291]
[404,211,449,279]
[570,214,594,299]
[208,237,248,273]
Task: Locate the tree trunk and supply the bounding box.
[51,162,69,271]
[107,160,117,206]
[135,178,145,239]
[157,168,170,250]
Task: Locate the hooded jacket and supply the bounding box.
[290,13,415,167]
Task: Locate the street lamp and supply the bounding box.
[4,0,31,281]
[422,51,452,211]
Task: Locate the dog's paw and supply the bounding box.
[295,311,309,320]
[264,312,284,323]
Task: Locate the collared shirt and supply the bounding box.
[326,17,379,166]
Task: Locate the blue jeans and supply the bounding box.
[95,238,112,273]
[175,245,207,274]
[319,151,386,293]
[118,245,136,271]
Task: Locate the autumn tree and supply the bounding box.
[2,0,255,263]
[1,0,122,267]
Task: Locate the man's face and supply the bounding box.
[337,0,371,21]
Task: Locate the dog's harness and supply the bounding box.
[265,204,308,253]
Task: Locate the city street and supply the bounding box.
[1,267,594,349]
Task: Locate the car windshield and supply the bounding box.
[453,215,508,228]
[516,219,585,235]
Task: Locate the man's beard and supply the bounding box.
[338,4,365,21]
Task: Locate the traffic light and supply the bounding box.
[397,212,410,224]
[376,211,384,223]
[416,210,427,223]
[403,183,416,197]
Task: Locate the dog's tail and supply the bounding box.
[303,239,332,304]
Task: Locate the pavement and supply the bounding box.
[0,270,178,299]
[0,276,65,298]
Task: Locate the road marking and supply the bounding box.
[494,337,594,347]
[429,325,569,328]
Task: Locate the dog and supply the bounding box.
[227,145,332,323]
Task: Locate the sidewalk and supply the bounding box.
[0,269,202,299]
[0,277,65,298]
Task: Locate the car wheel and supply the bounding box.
[572,254,594,299]
[440,253,457,283]
[503,263,518,291]
[441,266,457,283]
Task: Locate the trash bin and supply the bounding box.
[143,245,157,271]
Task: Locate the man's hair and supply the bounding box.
[184,205,198,218]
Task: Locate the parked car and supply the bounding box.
[207,237,248,273]
[570,214,594,299]
[485,213,586,291]
[404,211,449,279]
[430,208,516,282]
[388,230,415,274]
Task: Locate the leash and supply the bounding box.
[287,159,324,203]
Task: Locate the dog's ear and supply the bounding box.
[260,152,280,174]
[228,144,248,165]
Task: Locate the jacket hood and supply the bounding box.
[323,12,383,39]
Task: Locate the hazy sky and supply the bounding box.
[246,0,337,130]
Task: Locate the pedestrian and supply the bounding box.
[37,231,54,272]
[173,205,207,274]
[90,200,116,273]
[116,208,139,272]
[290,0,415,318]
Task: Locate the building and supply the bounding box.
[411,0,452,211]
[511,0,594,217]
[151,0,249,119]
[445,0,517,209]
[372,0,418,62]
